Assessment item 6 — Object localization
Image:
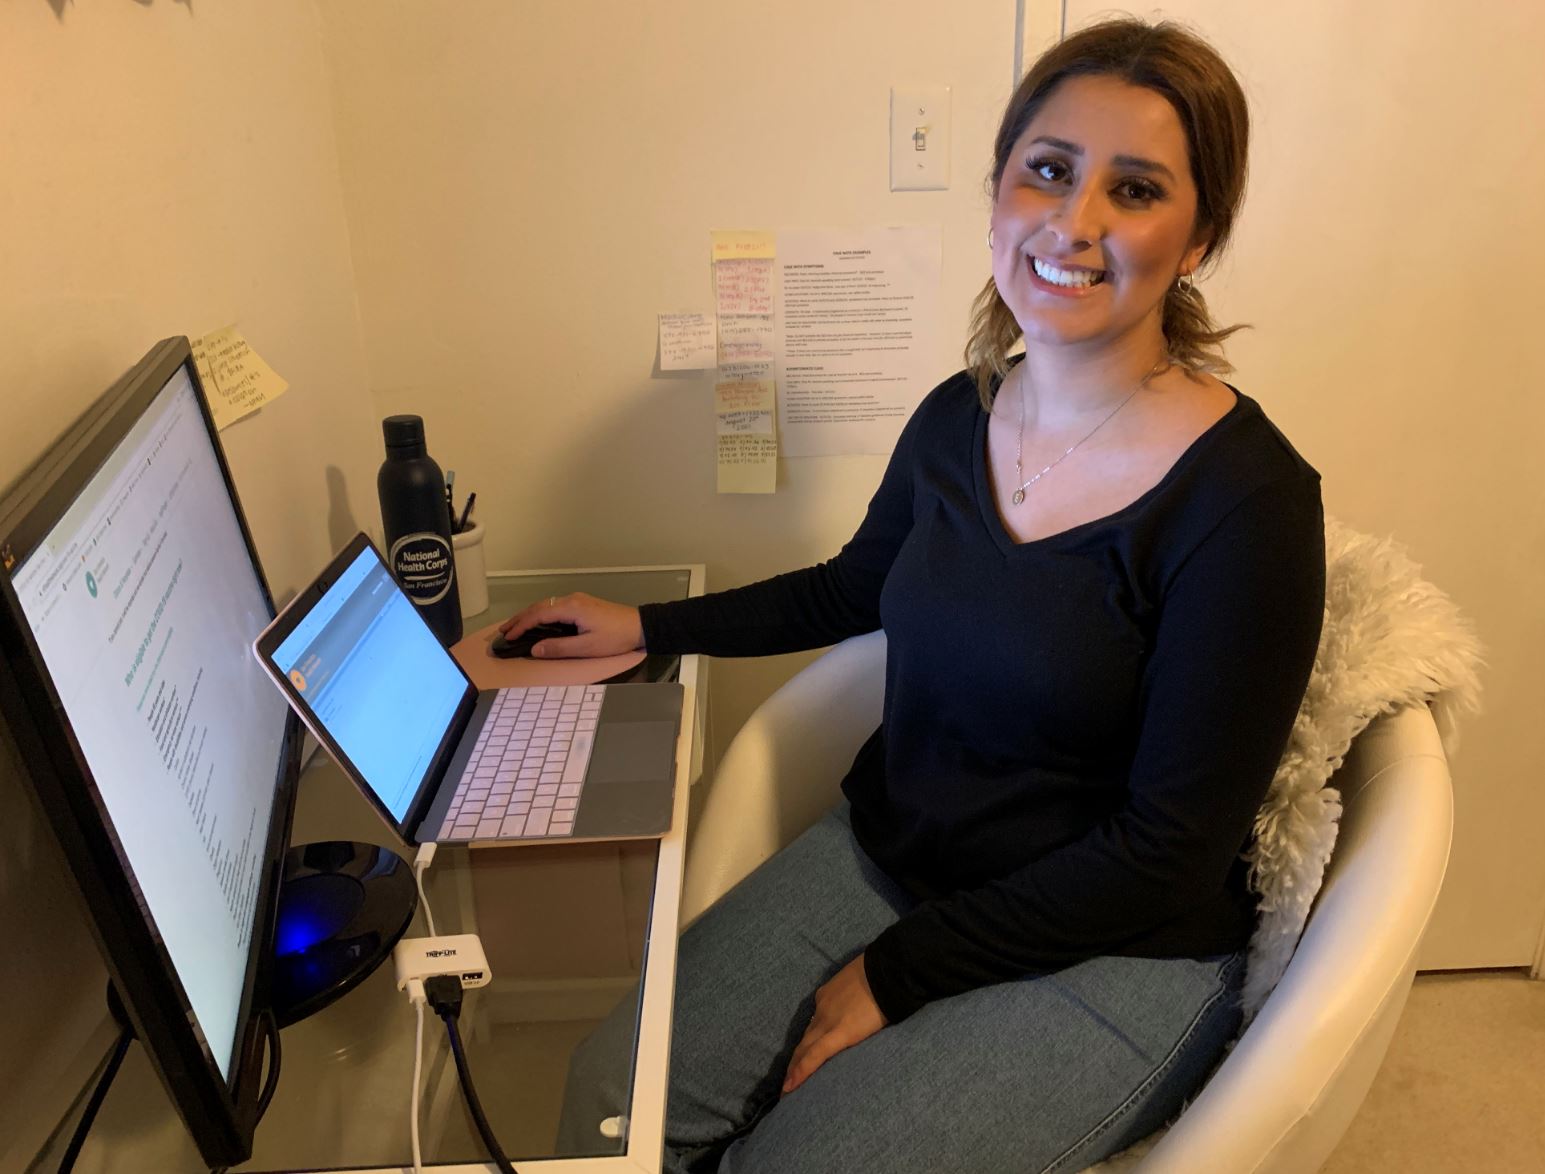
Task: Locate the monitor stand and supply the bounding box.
[269,841,417,1028]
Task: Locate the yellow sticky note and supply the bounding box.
[711,229,776,261]
[715,379,777,493]
[717,434,777,493]
[190,326,289,430]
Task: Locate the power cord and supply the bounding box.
[425,975,517,1174]
[255,1008,282,1124]
[57,1022,132,1174]
[412,842,438,936]
[60,991,281,1172]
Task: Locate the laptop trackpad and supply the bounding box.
[589,722,674,783]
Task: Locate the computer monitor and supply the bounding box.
[0,338,301,1166]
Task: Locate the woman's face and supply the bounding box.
[991,75,1209,352]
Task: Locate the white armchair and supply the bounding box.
[681,631,1455,1173]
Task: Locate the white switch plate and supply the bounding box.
[890,85,951,191]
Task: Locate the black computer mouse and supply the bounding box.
[491,621,580,658]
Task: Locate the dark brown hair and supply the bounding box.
[966,18,1250,408]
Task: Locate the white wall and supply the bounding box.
[315,0,1021,768]
[1052,0,1545,967]
[0,2,379,1163]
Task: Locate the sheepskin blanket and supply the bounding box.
[1235,518,1483,1020]
[1081,516,1484,1173]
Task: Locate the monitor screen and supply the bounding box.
[266,543,465,822]
[9,360,290,1079]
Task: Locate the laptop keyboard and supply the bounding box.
[442,684,604,841]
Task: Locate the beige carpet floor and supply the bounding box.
[1319,969,1545,1172]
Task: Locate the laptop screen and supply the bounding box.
[267,544,466,821]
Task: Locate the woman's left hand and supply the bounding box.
[782,953,888,1096]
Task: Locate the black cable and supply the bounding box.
[425,976,516,1174]
[443,1017,517,1174]
[58,1024,133,1174]
[254,1009,282,1124]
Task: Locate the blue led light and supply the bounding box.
[275,906,339,956]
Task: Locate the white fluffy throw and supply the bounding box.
[1081,517,1484,1173]
[1238,516,1483,1022]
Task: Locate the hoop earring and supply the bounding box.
[987,228,994,250]
[1175,273,1195,294]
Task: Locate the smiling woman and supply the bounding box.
[970,21,1249,403]
[544,17,1326,1174]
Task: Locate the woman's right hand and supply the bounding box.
[498,592,645,659]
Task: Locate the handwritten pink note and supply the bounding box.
[714,259,774,316]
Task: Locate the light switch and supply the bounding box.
[890,85,951,191]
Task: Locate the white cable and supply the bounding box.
[407,978,426,1174]
[413,866,437,937]
[413,842,438,937]
[406,846,443,1173]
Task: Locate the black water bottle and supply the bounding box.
[377,415,462,646]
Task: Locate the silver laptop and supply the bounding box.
[253,533,681,845]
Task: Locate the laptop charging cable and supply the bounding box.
[413,842,439,936]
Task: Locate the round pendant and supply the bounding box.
[1011,488,1025,506]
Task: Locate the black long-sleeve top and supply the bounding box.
[641,370,1324,1024]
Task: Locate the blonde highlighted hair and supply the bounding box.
[967,19,1250,409]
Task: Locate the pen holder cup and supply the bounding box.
[452,521,489,619]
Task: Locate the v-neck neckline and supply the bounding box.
[972,380,1247,556]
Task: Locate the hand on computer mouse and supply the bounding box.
[498,592,645,659]
[491,622,579,658]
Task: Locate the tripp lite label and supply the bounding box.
[388,532,455,606]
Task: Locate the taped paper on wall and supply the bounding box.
[190,326,290,431]
[715,379,775,430]
[715,379,776,493]
[717,315,776,365]
[711,230,779,493]
[658,312,717,370]
[717,360,773,382]
[716,435,777,493]
[713,259,775,316]
[775,225,942,456]
[717,411,774,435]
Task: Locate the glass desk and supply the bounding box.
[73,566,704,1174]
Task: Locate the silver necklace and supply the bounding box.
[1009,357,1166,506]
